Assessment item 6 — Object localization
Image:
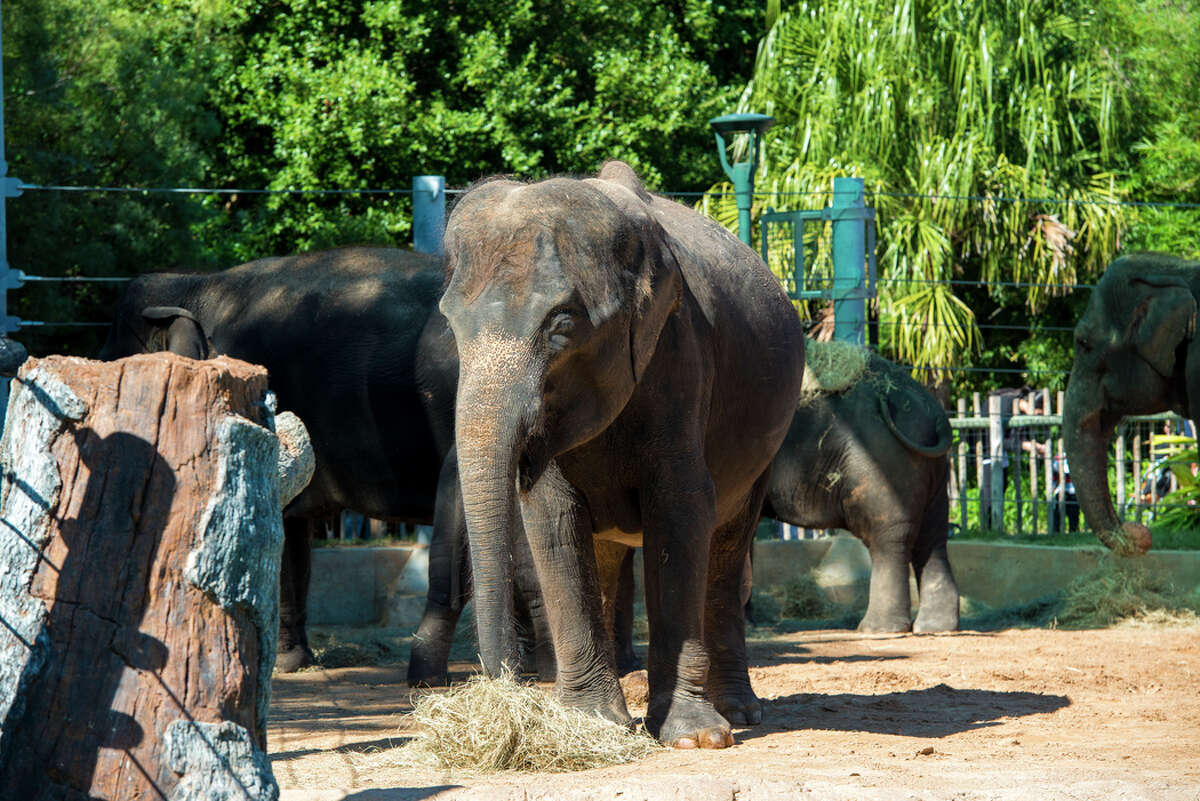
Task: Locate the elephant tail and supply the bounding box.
[878,392,953,458]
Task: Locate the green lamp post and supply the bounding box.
[710,112,775,246]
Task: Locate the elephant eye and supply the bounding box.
[546,311,575,350]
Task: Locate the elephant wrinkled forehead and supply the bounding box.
[444,178,631,321]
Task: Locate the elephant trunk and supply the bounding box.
[1063,380,1152,555]
[454,350,534,676]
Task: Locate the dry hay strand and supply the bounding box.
[363,672,660,774]
[1057,558,1200,629]
[799,339,871,404]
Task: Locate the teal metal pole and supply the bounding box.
[831,177,865,345]
[412,175,445,255]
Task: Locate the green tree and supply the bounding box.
[4,0,234,354]
[1105,0,1200,259]
[700,0,1137,383]
[202,0,761,261]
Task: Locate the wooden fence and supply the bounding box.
[948,392,1194,537]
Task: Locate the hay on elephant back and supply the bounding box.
[367,672,660,774]
[799,338,871,404]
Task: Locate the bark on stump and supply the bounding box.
[0,353,308,801]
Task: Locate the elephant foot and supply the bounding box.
[649,694,734,749]
[407,641,451,687]
[275,643,314,673]
[408,608,459,686]
[913,601,960,633]
[710,682,763,726]
[557,684,633,730]
[857,610,913,634]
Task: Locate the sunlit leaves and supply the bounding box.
[703,0,1138,377]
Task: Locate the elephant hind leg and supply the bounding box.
[858,523,915,634]
[703,475,769,728]
[911,487,959,633]
[277,516,316,673]
[595,540,642,676]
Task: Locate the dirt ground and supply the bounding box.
[270,625,1199,801]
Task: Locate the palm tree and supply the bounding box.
[699,0,1130,379]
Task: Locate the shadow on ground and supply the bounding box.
[742,683,1070,741]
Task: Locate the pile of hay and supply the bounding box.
[1056,559,1200,629]
[799,339,871,404]
[370,672,660,774]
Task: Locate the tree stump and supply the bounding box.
[0,353,309,800]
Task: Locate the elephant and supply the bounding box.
[1064,252,1200,555]
[98,247,491,673]
[761,339,959,633]
[439,161,805,748]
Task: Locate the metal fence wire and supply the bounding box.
[8,180,1200,541]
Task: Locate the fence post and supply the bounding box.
[831,177,866,345]
[412,175,445,256]
[988,393,1005,532]
[0,5,26,423]
[1042,388,1053,531]
[957,398,967,534]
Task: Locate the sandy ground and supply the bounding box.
[270,625,1200,800]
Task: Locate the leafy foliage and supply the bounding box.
[4,0,234,353]
[3,0,760,353]
[700,0,1200,385]
[200,0,756,261]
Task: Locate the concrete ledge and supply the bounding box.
[307,539,1200,627]
[309,545,425,626]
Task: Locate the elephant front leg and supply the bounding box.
[277,517,315,673]
[520,462,629,726]
[859,526,915,633]
[643,467,733,749]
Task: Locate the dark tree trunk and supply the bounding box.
[0,353,297,801]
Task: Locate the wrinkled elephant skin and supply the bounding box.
[440,162,805,747]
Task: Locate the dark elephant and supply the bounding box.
[439,162,805,748]
[99,247,475,672]
[1064,252,1200,555]
[762,339,959,633]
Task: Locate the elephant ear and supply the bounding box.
[1129,276,1197,377]
[629,225,683,382]
[141,306,211,359]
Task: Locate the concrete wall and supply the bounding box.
[307,538,1200,627]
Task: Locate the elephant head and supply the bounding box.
[99,274,211,360]
[1063,253,1200,555]
[438,162,681,675]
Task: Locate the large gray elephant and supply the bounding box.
[440,161,805,748]
[1064,253,1200,555]
[762,339,959,633]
